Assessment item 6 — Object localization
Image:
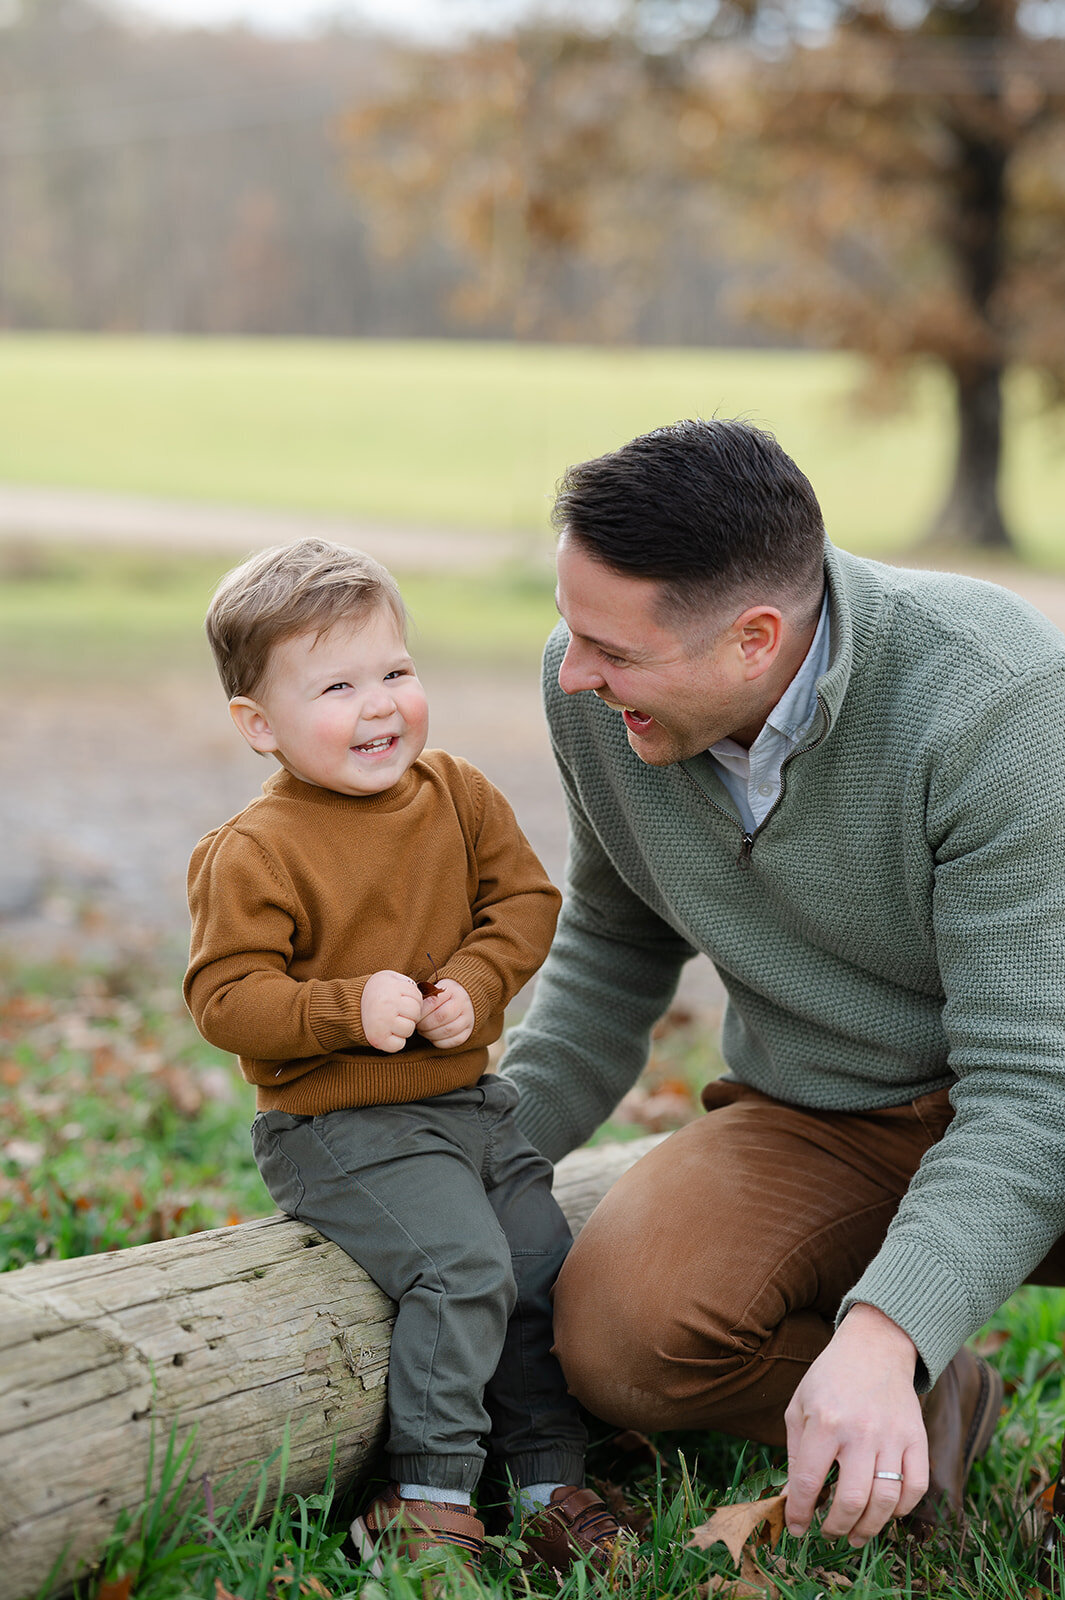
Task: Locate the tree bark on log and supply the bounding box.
[0,1133,663,1599]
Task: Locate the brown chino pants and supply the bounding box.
[552,1079,1065,1448]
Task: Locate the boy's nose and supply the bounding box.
[363,686,398,717]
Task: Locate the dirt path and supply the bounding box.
[0,484,526,570]
[4,484,1065,1022]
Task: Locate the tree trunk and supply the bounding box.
[927,14,1014,553]
[927,359,1012,550]
[0,1134,663,1600]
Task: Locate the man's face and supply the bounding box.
[554,535,762,765]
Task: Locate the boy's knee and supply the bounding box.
[434,1233,517,1315]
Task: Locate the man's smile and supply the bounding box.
[595,691,656,734]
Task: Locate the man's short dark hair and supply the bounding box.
[551,418,826,630]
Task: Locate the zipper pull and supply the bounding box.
[738,833,754,868]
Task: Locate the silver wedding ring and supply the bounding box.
[873,1470,904,1482]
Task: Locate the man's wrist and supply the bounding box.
[839,1302,919,1373]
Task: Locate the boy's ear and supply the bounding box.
[229,696,279,755]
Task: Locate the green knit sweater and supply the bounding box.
[503,541,1065,1386]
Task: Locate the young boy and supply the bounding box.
[185,538,627,1584]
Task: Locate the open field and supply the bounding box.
[1,334,1064,562]
[3,338,1065,1597]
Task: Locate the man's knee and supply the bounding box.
[551,1230,740,1430]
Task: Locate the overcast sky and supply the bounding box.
[108,0,561,41]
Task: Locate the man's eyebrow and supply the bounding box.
[554,589,644,658]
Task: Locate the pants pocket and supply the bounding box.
[251,1110,307,1216]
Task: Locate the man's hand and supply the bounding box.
[784,1303,929,1547]
[361,969,424,1052]
[418,979,475,1048]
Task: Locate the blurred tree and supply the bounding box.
[344,0,1065,552]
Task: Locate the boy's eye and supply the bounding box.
[324,681,350,693]
[384,668,409,680]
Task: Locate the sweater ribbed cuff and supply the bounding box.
[839,1235,975,1392]
[437,952,502,1032]
[307,976,369,1051]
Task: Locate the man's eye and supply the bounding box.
[598,650,625,667]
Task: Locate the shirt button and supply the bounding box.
[758,784,773,796]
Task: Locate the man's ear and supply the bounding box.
[732,607,784,677]
[229,696,279,755]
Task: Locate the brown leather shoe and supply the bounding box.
[519,1485,636,1578]
[907,1347,1003,1533]
[351,1483,484,1581]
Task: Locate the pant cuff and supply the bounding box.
[388,1454,484,1494]
[498,1449,587,1489]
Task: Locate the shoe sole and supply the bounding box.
[963,1356,1004,1476]
[350,1516,385,1578]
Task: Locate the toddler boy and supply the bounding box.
[185,539,627,1584]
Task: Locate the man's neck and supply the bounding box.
[728,604,824,751]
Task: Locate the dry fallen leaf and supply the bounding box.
[94,1578,133,1600]
[689,1493,788,1564]
[267,1568,332,1598]
[808,1564,854,1588]
[971,1327,1011,1357]
[706,1549,780,1597]
[591,1476,653,1536]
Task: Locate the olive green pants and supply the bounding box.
[252,1074,586,1492]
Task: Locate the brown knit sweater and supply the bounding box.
[185,752,561,1113]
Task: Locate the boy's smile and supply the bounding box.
[229,606,429,796]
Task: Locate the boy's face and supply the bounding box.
[230,606,429,797]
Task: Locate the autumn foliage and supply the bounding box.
[343,0,1065,552]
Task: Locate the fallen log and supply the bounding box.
[0,1133,663,1599]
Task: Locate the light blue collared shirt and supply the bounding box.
[708,595,830,833]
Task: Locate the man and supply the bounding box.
[501,417,1065,1546]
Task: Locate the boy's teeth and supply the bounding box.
[357,737,392,752]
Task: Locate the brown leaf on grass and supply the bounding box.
[651,1005,695,1038]
[214,1583,241,1600]
[614,1083,700,1133]
[689,1493,788,1564]
[94,1577,133,1600]
[591,1476,653,1536]
[152,1063,204,1118]
[266,1569,332,1598]
[706,1549,780,1597]
[971,1327,1011,1357]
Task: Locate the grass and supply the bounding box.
[42,1295,1065,1600]
[0,951,263,1269]
[0,539,559,683]
[3,953,1064,1600]
[1,333,1065,563]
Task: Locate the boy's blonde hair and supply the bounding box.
[205,538,406,700]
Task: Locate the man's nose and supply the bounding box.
[557,638,603,696]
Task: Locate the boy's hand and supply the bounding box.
[418,979,475,1048]
[361,970,424,1052]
